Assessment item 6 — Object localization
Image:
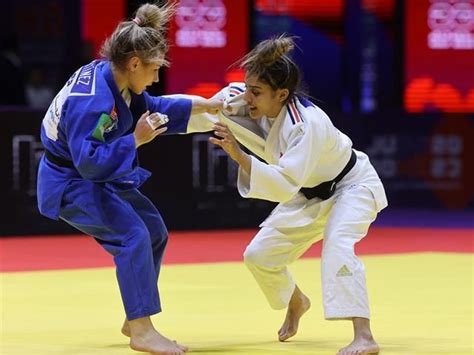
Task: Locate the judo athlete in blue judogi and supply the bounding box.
[38,59,187,319]
[36,3,221,354]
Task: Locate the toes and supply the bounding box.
[278,324,288,338]
[278,331,291,342]
[172,340,188,352]
[177,344,188,352]
[278,331,287,342]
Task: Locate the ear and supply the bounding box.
[278,88,289,103]
[127,56,141,72]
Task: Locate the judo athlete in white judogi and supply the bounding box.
[200,36,387,355]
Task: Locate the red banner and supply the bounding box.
[165,0,249,97]
[404,0,474,112]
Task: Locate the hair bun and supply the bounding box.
[239,34,301,97]
[134,2,177,32]
[258,35,295,65]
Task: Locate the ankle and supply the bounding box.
[357,330,375,341]
[128,317,154,336]
[352,317,375,340]
[289,286,303,304]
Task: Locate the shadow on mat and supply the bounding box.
[189,340,340,353]
[105,343,129,349]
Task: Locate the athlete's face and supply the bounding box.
[126,55,164,94]
[243,74,289,119]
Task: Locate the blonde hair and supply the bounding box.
[240,35,301,101]
[100,2,177,70]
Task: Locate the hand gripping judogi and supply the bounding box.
[37,60,195,320]
[189,83,388,320]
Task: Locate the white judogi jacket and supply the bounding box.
[179,83,388,228]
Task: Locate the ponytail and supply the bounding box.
[100,1,177,69]
[240,35,302,102]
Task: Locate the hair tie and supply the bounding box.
[132,17,141,25]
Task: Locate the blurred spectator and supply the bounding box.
[80,40,95,64]
[69,40,96,74]
[0,34,26,105]
[25,68,54,110]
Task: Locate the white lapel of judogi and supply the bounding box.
[262,107,286,164]
[217,83,268,160]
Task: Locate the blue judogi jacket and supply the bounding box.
[37,60,192,220]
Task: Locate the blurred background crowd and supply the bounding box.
[1,0,473,235]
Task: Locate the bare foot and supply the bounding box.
[130,330,188,354]
[122,319,130,337]
[123,318,188,352]
[278,286,311,341]
[337,337,380,355]
[173,340,189,352]
[338,317,379,355]
[128,316,188,354]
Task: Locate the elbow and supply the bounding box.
[75,153,108,181]
[276,176,302,203]
[77,164,106,181]
[265,182,299,203]
[277,189,299,203]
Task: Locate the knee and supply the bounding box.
[148,217,168,247]
[243,243,269,267]
[126,226,152,252]
[243,244,260,266]
[151,227,168,247]
[322,238,339,257]
[322,235,353,260]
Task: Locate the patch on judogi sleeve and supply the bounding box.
[92,108,117,142]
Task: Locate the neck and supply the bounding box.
[111,64,128,92]
[267,103,284,119]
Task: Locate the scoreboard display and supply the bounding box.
[165,0,250,97]
[404,0,474,112]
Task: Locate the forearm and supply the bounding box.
[73,134,137,181]
[190,96,221,115]
[233,150,252,176]
[238,157,302,202]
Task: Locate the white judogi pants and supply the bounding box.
[243,185,377,320]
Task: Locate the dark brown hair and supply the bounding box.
[240,35,301,102]
[100,2,176,70]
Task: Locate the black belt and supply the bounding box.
[300,150,357,200]
[44,149,75,169]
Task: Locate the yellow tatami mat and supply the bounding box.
[1,253,473,354]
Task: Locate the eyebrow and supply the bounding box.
[245,83,262,90]
[149,61,162,68]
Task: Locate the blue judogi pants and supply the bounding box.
[59,180,167,320]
